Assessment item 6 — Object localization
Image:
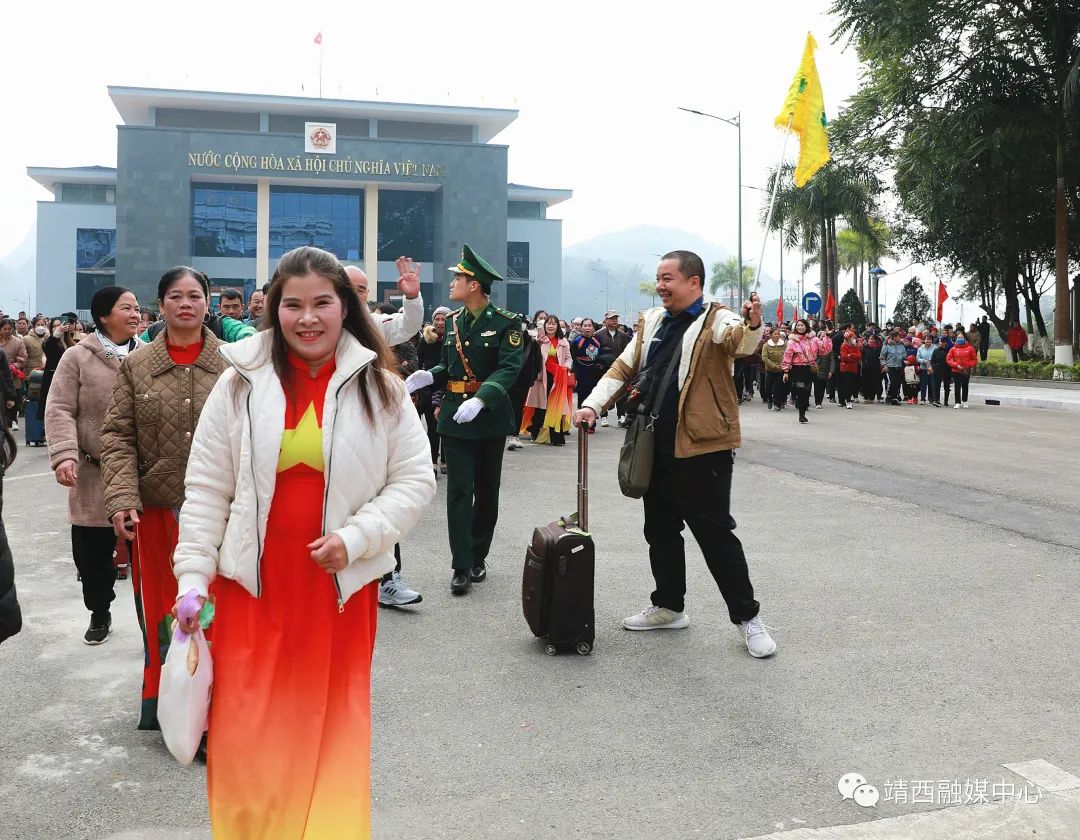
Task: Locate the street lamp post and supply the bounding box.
[679,107,742,306]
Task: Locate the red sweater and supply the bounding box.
[946,343,978,373]
[839,342,862,374]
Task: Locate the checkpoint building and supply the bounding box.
[28,86,571,317]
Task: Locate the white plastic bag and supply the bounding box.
[158,628,213,765]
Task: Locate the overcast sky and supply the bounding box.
[0,0,971,322]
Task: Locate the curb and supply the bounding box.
[980,394,1080,412]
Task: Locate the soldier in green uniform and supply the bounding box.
[405,244,524,595]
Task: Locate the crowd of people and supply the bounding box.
[5,241,1019,837]
[734,315,985,421]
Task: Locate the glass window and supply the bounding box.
[506,282,529,316]
[76,229,116,269]
[269,186,364,260]
[76,272,116,310]
[377,191,434,262]
[508,201,543,219]
[507,241,530,280]
[191,183,257,257]
[63,184,114,204]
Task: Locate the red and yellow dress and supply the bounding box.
[131,338,203,730]
[207,354,378,840]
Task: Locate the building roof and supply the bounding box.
[507,183,573,207]
[108,86,519,143]
[27,165,117,195]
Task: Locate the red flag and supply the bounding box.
[936,281,949,322]
[776,297,784,323]
[824,289,836,320]
[313,32,323,45]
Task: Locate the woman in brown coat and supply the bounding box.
[101,267,226,730]
[46,287,143,646]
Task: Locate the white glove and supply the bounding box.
[405,369,434,394]
[453,397,485,424]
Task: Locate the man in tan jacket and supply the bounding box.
[574,250,776,658]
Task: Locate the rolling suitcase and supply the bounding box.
[23,399,45,447]
[522,423,595,656]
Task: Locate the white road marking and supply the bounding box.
[1002,759,1080,792]
[5,470,54,481]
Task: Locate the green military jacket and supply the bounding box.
[430,301,524,439]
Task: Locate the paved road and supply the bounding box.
[1,399,1077,840]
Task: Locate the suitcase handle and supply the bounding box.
[577,421,588,531]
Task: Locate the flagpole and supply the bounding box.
[319,41,324,97]
[756,114,794,292]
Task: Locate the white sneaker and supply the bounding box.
[740,616,777,658]
[846,403,853,410]
[815,404,822,410]
[601,416,610,427]
[622,605,690,631]
[506,436,523,451]
[954,403,961,410]
[378,571,423,606]
[961,402,970,409]
[11,421,18,432]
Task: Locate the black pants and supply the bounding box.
[418,398,442,464]
[789,366,813,416]
[442,436,505,571]
[813,376,829,406]
[932,371,952,404]
[979,345,988,361]
[886,368,902,402]
[826,360,839,399]
[71,525,117,616]
[643,450,760,623]
[764,371,787,407]
[953,371,970,403]
[838,371,859,405]
[381,543,403,583]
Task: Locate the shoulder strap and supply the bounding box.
[451,312,478,382]
[647,337,683,423]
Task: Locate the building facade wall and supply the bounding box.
[115,126,509,308]
[35,201,116,316]
[507,217,563,317]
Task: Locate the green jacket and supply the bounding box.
[429,302,523,439]
[139,316,255,345]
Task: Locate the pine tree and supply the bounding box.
[836,288,866,330]
[891,277,932,330]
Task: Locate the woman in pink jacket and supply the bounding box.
[781,319,818,424]
[521,315,573,445]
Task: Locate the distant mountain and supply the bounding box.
[0,227,36,314]
[560,224,781,319]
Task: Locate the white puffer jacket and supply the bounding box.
[172,330,436,608]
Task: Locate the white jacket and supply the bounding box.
[172,331,436,607]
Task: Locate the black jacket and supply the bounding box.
[597,327,631,370]
[0,448,21,644]
[930,347,950,375]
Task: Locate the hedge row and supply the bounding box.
[974,361,1080,381]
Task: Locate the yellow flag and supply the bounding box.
[775,33,831,187]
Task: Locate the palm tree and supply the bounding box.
[708,257,757,307]
[836,218,892,304]
[638,281,657,307]
[761,161,875,304]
